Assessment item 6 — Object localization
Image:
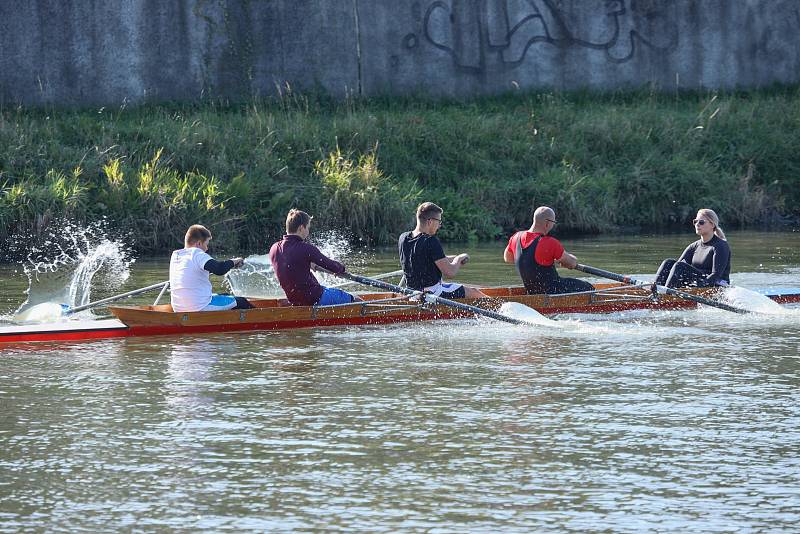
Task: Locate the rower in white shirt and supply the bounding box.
[169,224,252,312]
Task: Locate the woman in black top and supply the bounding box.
[654,208,732,288]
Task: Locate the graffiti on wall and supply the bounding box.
[403,0,678,72]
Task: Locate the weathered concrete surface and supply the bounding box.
[361,0,800,95]
[0,0,359,105]
[1,1,799,106]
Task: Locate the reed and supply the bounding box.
[0,86,798,256]
[315,145,418,244]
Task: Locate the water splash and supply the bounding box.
[12,221,134,322]
[225,254,281,298]
[309,230,368,287]
[719,286,799,316]
[496,301,617,334]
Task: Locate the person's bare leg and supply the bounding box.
[464,286,488,299]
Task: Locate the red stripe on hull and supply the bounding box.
[0,328,132,344]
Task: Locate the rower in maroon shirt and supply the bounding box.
[269,209,359,306]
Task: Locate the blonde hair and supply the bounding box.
[697,208,726,240]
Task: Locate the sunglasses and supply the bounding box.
[546,218,557,225]
[693,219,707,226]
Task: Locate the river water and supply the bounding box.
[1,231,799,532]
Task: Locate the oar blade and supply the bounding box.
[13,302,69,324]
[498,302,562,327]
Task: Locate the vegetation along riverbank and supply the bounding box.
[1,86,798,257]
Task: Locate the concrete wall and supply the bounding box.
[1,0,799,106]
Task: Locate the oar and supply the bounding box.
[66,281,170,314]
[574,264,749,314]
[14,281,171,323]
[329,271,527,325]
[327,269,404,290]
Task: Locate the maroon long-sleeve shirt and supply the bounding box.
[268,235,346,305]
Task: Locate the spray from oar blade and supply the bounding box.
[13,220,134,319]
[225,255,280,298]
[498,301,563,327]
[720,286,798,315]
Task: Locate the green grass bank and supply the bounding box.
[1,87,798,256]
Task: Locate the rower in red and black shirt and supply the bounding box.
[503,206,594,295]
[269,209,359,306]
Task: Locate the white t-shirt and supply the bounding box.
[169,247,213,312]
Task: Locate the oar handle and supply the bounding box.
[574,264,641,286]
[66,281,170,314]
[575,263,748,314]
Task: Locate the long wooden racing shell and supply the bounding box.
[2,283,799,344]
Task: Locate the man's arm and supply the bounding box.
[503,233,517,264]
[308,245,346,274]
[435,255,468,278]
[203,257,243,276]
[449,253,469,264]
[555,251,579,269]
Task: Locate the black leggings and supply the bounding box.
[233,296,254,309]
[549,277,595,294]
[654,259,711,288]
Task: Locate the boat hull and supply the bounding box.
[2,284,799,344]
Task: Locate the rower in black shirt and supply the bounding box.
[398,202,487,299]
[654,208,732,288]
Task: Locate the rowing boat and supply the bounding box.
[2,283,798,344]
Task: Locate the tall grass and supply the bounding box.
[1,86,798,257]
[314,145,419,244]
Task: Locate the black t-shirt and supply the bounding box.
[398,231,447,290]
